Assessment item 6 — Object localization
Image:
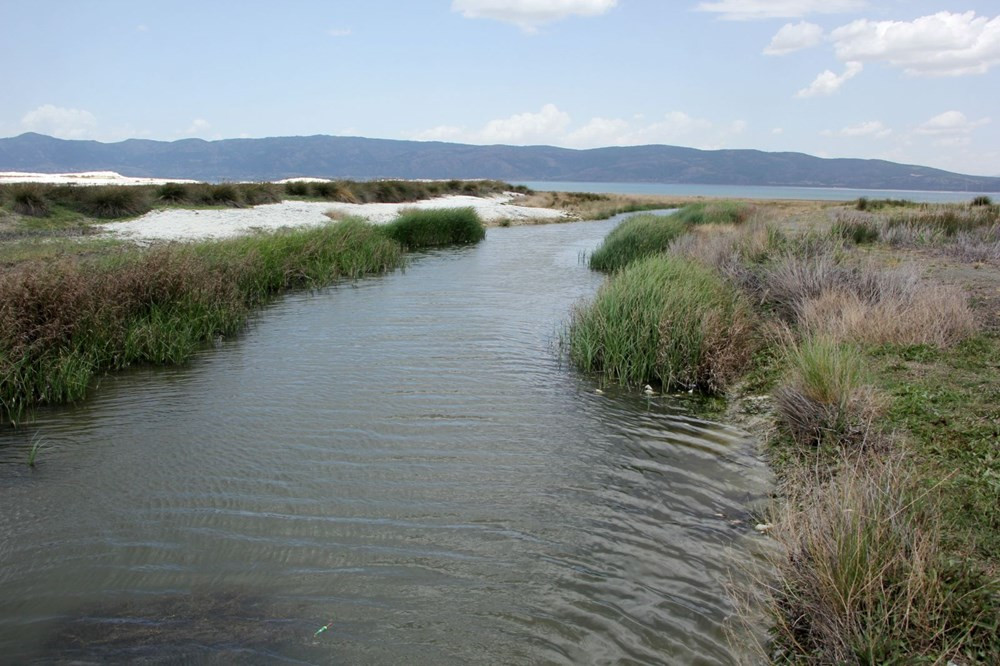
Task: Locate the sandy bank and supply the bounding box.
[99,193,567,243]
[0,171,199,187]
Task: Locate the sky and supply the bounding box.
[1,1,998,176]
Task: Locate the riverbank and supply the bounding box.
[568,197,1000,662]
[0,209,485,423]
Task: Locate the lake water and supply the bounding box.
[0,216,771,664]
[516,180,1000,204]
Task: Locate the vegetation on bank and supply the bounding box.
[381,207,486,249]
[588,213,688,272]
[569,199,1000,663]
[0,210,485,424]
[0,179,528,224]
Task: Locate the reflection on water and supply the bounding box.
[0,216,771,664]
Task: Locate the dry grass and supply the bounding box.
[763,454,997,664]
[516,191,693,219]
[797,284,976,348]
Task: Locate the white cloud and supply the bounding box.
[837,120,892,138]
[696,0,865,21]
[764,21,823,55]
[451,0,617,32]
[771,127,784,135]
[413,104,570,144]
[180,118,211,136]
[914,111,990,147]
[480,104,572,143]
[327,28,351,37]
[830,11,1000,77]
[21,104,98,139]
[796,61,862,97]
[413,106,746,149]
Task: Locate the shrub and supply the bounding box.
[284,181,311,197]
[588,213,687,272]
[240,182,282,206]
[568,254,755,393]
[8,184,51,217]
[197,183,244,207]
[73,186,153,219]
[157,182,190,204]
[381,208,486,249]
[971,195,993,206]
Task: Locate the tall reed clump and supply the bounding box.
[588,213,687,272]
[381,208,486,249]
[71,185,154,218]
[0,220,404,423]
[764,456,999,664]
[7,184,51,217]
[772,338,883,447]
[568,254,755,394]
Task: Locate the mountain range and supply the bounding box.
[1,132,998,192]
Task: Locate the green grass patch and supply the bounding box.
[588,213,686,272]
[568,254,754,394]
[0,220,405,423]
[672,201,753,226]
[381,208,486,249]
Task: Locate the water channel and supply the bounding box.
[0,216,771,664]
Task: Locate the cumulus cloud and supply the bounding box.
[914,111,990,146]
[414,104,570,144]
[413,105,746,149]
[796,61,862,97]
[696,0,865,21]
[834,120,892,138]
[451,0,617,32]
[764,21,824,55]
[180,118,211,136]
[830,11,1000,77]
[21,104,98,139]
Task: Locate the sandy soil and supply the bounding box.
[99,194,567,243]
[0,171,199,186]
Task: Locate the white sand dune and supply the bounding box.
[0,171,199,186]
[99,193,567,243]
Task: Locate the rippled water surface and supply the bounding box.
[0,217,770,664]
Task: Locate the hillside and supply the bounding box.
[1,132,998,192]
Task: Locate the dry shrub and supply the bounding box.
[798,285,975,348]
[950,225,1000,264]
[759,252,841,320]
[764,454,998,663]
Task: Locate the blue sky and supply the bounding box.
[2,1,998,175]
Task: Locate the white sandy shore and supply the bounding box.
[99,193,567,243]
[0,171,199,186]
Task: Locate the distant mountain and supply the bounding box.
[1,132,998,192]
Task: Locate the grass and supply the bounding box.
[380,207,486,249]
[764,454,998,664]
[672,200,754,225]
[588,212,687,272]
[0,219,407,423]
[568,254,754,394]
[772,338,883,448]
[26,432,45,467]
[579,198,999,662]
[0,179,528,226]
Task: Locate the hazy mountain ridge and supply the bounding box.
[1,132,998,192]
